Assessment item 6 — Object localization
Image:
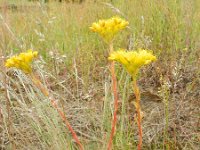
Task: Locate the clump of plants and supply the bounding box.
[109,49,156,150]
[90,16,156,150]
[90,16,129,150]
[4,16,156,150]
[5,50,84,150]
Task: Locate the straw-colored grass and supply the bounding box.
[0,0,199,149]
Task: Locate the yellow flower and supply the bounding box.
[109,49,156,75]
[90,16,129,43]
[5,50,38,73]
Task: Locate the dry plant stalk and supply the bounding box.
[1,67,13,148]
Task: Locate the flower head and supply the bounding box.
[5,50,38,73]
[90,16,129,43]
[109,49,156,76]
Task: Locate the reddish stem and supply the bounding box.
[51,100,84,150]
[30,74,83,150]
[107,43,119,150]
[133,79,142,150]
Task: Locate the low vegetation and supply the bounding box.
[0,0,199,149]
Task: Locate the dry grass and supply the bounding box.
[0,0,199,149]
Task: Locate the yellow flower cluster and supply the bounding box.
[90,16,129,42]
[5,50,38,73]
[109,49,156,76]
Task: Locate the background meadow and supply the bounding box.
[0,0,199,149]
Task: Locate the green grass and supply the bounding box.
[0,0,199,149]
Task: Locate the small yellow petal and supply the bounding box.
[90,16,129,43]
[5,50,38,74]
[109,49,156,75]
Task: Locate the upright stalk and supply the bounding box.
[132,77,142,150]
[107,42,119,150]
[1,53,15,148]
[163,82,170,150]
[30,73,84,150]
